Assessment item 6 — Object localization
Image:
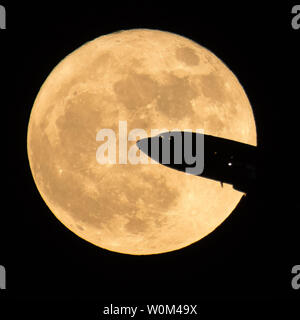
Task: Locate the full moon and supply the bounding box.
[27,29,256,255]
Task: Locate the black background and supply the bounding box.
[0,1,299,318]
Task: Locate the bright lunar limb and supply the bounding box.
[27,29,257,255]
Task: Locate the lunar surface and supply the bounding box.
[27,29,257,255]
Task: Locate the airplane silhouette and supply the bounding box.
[136,131,258,193]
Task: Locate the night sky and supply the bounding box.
[1,2,299,318]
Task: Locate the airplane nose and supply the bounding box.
[136,137,149,152]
